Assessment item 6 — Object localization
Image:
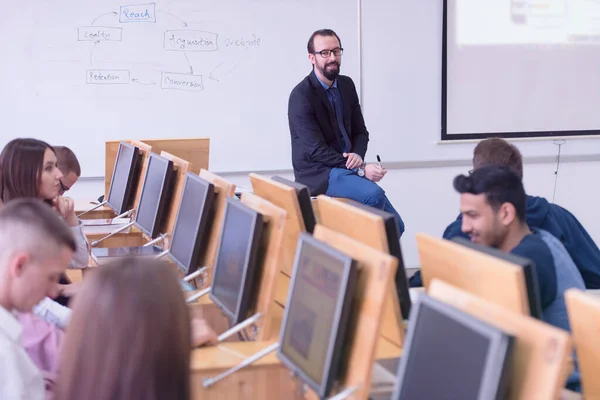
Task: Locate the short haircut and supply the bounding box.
[56,257,191,400]
[0,198,76,266]
[307,29,342,54]
[53,146,81,177]
[473,138,523,180]
[453,165,527,222]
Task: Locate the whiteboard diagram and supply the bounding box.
[77,2,261,92]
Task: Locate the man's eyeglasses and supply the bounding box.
[59,180,70,194]
[313,48,343,58]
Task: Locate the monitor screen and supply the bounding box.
[392,295,513,400]
[106,142,140,215]
[278,233,358,399]
[169,173,215,275]
[341,199,412,320]
[451,237,543,319]
[134,153,174,239]
[209,198,264,325]
[270,176,316,233]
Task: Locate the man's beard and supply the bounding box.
[320,61,340,81]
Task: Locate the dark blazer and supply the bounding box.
[288,71,369,195]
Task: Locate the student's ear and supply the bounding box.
[7,253,30,279]
[498,202,517,226]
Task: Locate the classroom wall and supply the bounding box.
[70,159,600,269]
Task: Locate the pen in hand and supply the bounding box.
[376,155,383,170]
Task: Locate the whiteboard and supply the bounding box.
[0,0,359,177]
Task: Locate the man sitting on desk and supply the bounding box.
[288,29,404,236]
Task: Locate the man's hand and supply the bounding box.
[343,153,363,170]
[191,318,218,347]
[365,164,387,182]
[58,283,81,298]
[52,196,78,227]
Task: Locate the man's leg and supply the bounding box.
[383,197,405,237]
[326,168,404,236]
[326,168,386,207]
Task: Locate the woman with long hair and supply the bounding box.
[0,138,88,269]
[56,258,198,400]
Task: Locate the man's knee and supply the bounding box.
[360,184,386,208]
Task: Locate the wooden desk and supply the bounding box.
[74,198,115,220]
[64,269,83,283]
[375,336,403,360]
[85,228,145,248]
[190,340,297,400]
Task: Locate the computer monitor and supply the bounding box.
[134,153,175,239]
[209,198,265,325]
[342,200,411,319]
[392,294,514,400]
[278,233,358,399]
[451,237,543,319]
[168,173,215,275]
[270,176,316,233]
[106,142,141,215]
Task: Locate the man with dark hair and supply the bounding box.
[288,28,404,236]
[0,198,76,398]
[411,137,600,288]
[53,145,81,195]
[452,165,583,391]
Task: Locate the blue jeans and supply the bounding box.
[325,168,405,236]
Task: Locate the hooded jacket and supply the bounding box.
[410,195,600,289]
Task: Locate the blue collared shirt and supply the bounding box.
[315,73,351,153]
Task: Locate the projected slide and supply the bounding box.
[457,0,600,46]
[444,0,600,138]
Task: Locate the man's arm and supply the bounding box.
[511,242,557,310]
[348,79,369,159]
[289,91,346,168]
[0,346,45,399]
[69,220,90,269]
[442,216,469,240]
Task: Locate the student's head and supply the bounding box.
[472,138,523,180]
[56,257,192,400]
[307,29,343,81]
[454,165,527,248]
[0,199,75,311]
[0,138,63,203]
[53,146,81,195]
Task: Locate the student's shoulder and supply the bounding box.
[511,233,554,264]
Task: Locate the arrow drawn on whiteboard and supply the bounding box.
[208,63,222,81]
[91,11,118,25]
[183,53,194,74]
[157,10,188,27]
[90,41,100,66]
[132,78,156,85]
[209,56,246,82]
